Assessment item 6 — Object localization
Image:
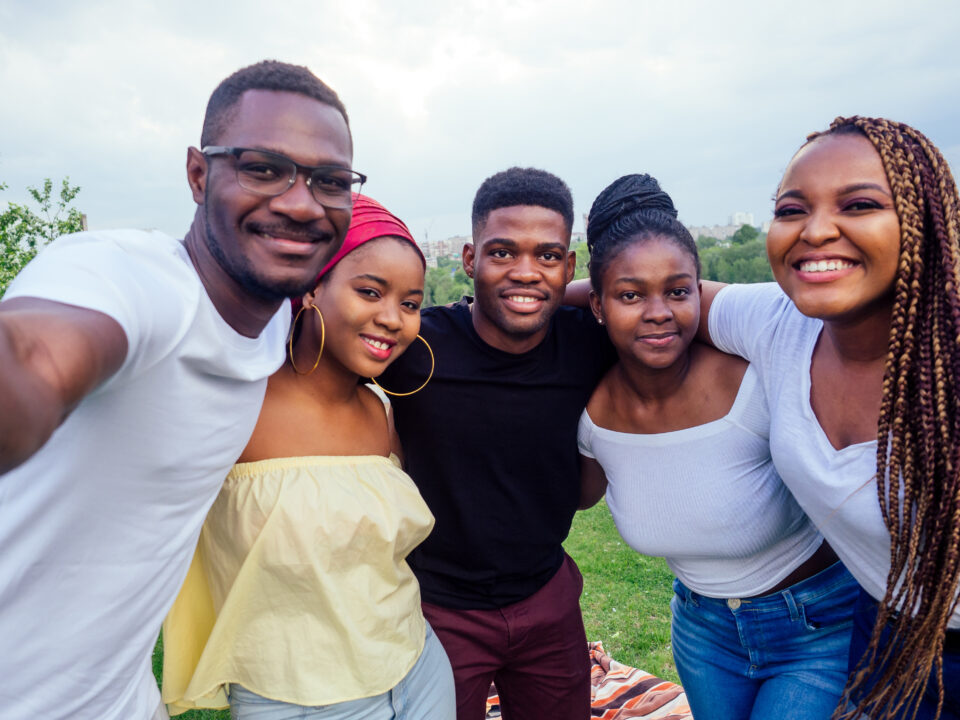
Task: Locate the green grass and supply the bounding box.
[565,500,679,683]
[153,499,677,718]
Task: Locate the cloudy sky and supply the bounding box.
[1,0,958,242]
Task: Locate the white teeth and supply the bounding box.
[364,338,390,350]
[507,295,537,303]
[799,259,854,273]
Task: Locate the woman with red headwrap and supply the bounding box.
[161,195,455,719]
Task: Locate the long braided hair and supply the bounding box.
[815,118,960,719]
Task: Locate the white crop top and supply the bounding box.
[578,364,822,598]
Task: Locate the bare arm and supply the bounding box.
[579,454,608,510]
[0,298,127,475]
[696,280,727,344]
[563,278,592,309]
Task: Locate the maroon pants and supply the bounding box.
[422,554,591,720]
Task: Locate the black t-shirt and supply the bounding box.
[380,298,615,609]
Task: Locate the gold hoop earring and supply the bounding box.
[371,334,435,397]
[289,303,325,375]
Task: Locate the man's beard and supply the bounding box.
[202,200,321,302]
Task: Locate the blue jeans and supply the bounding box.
[670,561,858,720]
[846,587,960,719]
[227,623,455,719]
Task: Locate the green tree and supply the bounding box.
[571,240,590,281]
[700,237,773,283]
[423,264,473,306]
[1,178,84,296]
[730,224,759,245]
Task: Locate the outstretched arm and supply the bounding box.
[563,278,592,309]
[697,280,726,344]
[0,298,127,475]
[579,454,608,510]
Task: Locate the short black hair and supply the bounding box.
[201,60,349,147]
[586,173,700,292]
[471,167,574,235]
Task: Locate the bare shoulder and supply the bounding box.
[353,384,394,454]
[236,374,305,462]
[584,365,620,427]
[689,340,748,394]
[358,383,390,421]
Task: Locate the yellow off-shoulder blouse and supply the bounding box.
[162,453,435,715]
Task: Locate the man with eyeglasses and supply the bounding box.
[0,60,363,720]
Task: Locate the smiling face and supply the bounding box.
[767,133,901,324]
[308,236,424,379]
[463,205,575,353]
[188,89,354,302]
[591,236,700,370]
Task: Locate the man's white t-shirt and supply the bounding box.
[0,230,290,719]
[709,282,960,628]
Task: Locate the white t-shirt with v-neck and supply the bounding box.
[709,282,960,628]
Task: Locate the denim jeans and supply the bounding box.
[227,623,455,719]
[845,587,960,719]
[670,560,858,720]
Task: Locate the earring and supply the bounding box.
[289,303,325,375]
[597,318,604,325]
[371,335,435,397]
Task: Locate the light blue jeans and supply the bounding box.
[227,623,455,719]
[670,561,858,720]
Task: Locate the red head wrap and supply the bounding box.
[317,193,424,280]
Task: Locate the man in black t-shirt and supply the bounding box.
[379,168,615,720]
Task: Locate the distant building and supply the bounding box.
[420,235,470,264]
[684,223,740,241]
[685,212,763,242]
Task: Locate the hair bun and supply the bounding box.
[587,174,678,247]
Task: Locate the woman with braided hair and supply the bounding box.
[578,173,859,720]
[703,117,960,719]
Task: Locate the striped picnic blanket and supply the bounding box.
[485,642,692,719]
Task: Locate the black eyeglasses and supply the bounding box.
[202,146,366,209]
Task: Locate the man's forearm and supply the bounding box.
[0,319,63,475]
[0,300,128,476]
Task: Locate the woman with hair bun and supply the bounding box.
[161,194,455,719]
[578,174,858,720]
[703,117,960,719]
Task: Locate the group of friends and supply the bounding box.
[0,59,958,720]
